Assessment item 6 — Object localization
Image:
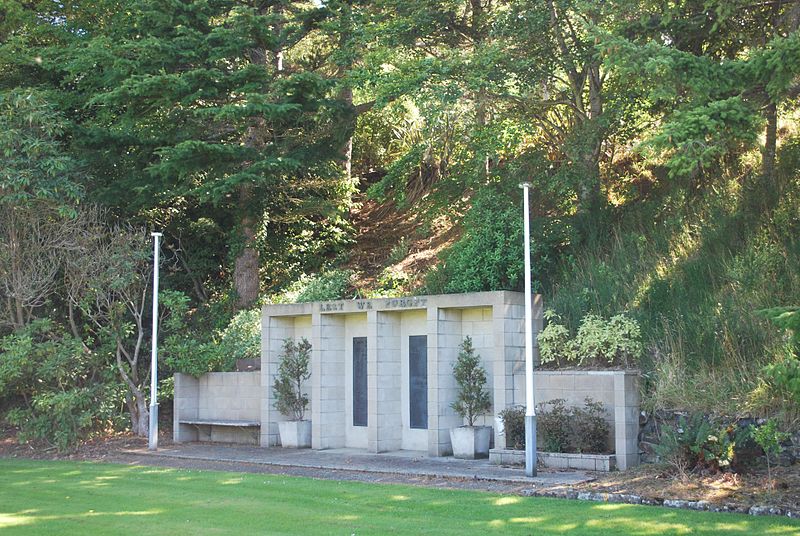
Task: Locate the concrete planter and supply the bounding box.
[278,420,312,448]
[489,448,617,471]
[450,426,492,459]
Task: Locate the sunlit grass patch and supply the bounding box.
[0,459,798,535]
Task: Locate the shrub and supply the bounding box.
[537,398,610,454]
[574,313,643,367]
[6,387,101,452]
[0,319,114,451]
[215,308,261,363]
[538,311,575,366]
[654,414,741,474]
[758,306,800,409]
[274,269,354,303]
[164,300,260,377]
[424,190,567,295]
[571,398,610,454]
[762,356,800,407]
[273,338,312,421]
[451,336,491,426]
[757,306,800,350]
[365,267,413,298]
[537,312,643,368]
[749,419,790,487]
[388,237,410,265]
[537,399,572,452]
[499,406,525,450]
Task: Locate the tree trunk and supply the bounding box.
[340,85,354,183]
[126,389,150,437]
[762,100,777,183]
[471,0,491,179]
[751,100,780,213]
[234,184,260,309]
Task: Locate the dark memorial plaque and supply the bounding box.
[353,337,368,427]
[409,335,428,429]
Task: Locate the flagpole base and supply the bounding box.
[525,415,537,477]
[148,404,159,451]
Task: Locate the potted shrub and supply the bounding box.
[450,336,492,459]
[273,337,312,448]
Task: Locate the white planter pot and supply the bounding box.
[278,420,312,448]
[450,425,492,459]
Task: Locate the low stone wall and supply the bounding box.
[639,411,800,466]
[522,370,640,469]
[174,372,261,445]
[490,448,617,471]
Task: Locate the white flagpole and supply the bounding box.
[148,232,162,451]
[520,183,537,477]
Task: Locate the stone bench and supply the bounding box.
[179,419,261,428]
[178,419,261,444]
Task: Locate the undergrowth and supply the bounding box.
[546,169,800,415]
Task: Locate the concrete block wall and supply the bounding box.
[261,315,313,446]
[491,293,534,449]
[258,291,545,458]
[173,373,199,442]
[262,316,293,446]
[614,372,641,470]
[173,371,260,445]
[427,307,462,456]
[521,370,640,469]
[311,313,346,449]
[460,307,495,430]
[369,311,402,452]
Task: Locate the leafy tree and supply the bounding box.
[64,218,155,437]
[0,319,115,452]
[600,1,800,201]
[58,0,354,308]
[0,90,83,211]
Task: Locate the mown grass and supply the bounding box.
[1,459,799,535]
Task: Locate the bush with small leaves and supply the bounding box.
[273,270,354,303]
[571,398,610,454]
[451,336,491,426]
[749,419,790,487]
[499,406,526,450]
[273,338,312,421]
[537,399,572,453]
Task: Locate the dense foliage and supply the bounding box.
[536,398,611,454]
[1,0,799,447]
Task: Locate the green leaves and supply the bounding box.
[273,337,312,421]
[537,311,643,367]
[0,90,84,213]
[451,336,491,426]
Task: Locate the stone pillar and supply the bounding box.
[614,371,641,470]
[173,373,199,443]
[427,307,463,456]
[491,297,518,449]
[312,312,346,449]
[368,311,402,453]
[261,315,294,447]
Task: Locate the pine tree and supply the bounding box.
[451,336,491,426]
[61,0,353,307]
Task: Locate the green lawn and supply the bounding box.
[0,459,798,535]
